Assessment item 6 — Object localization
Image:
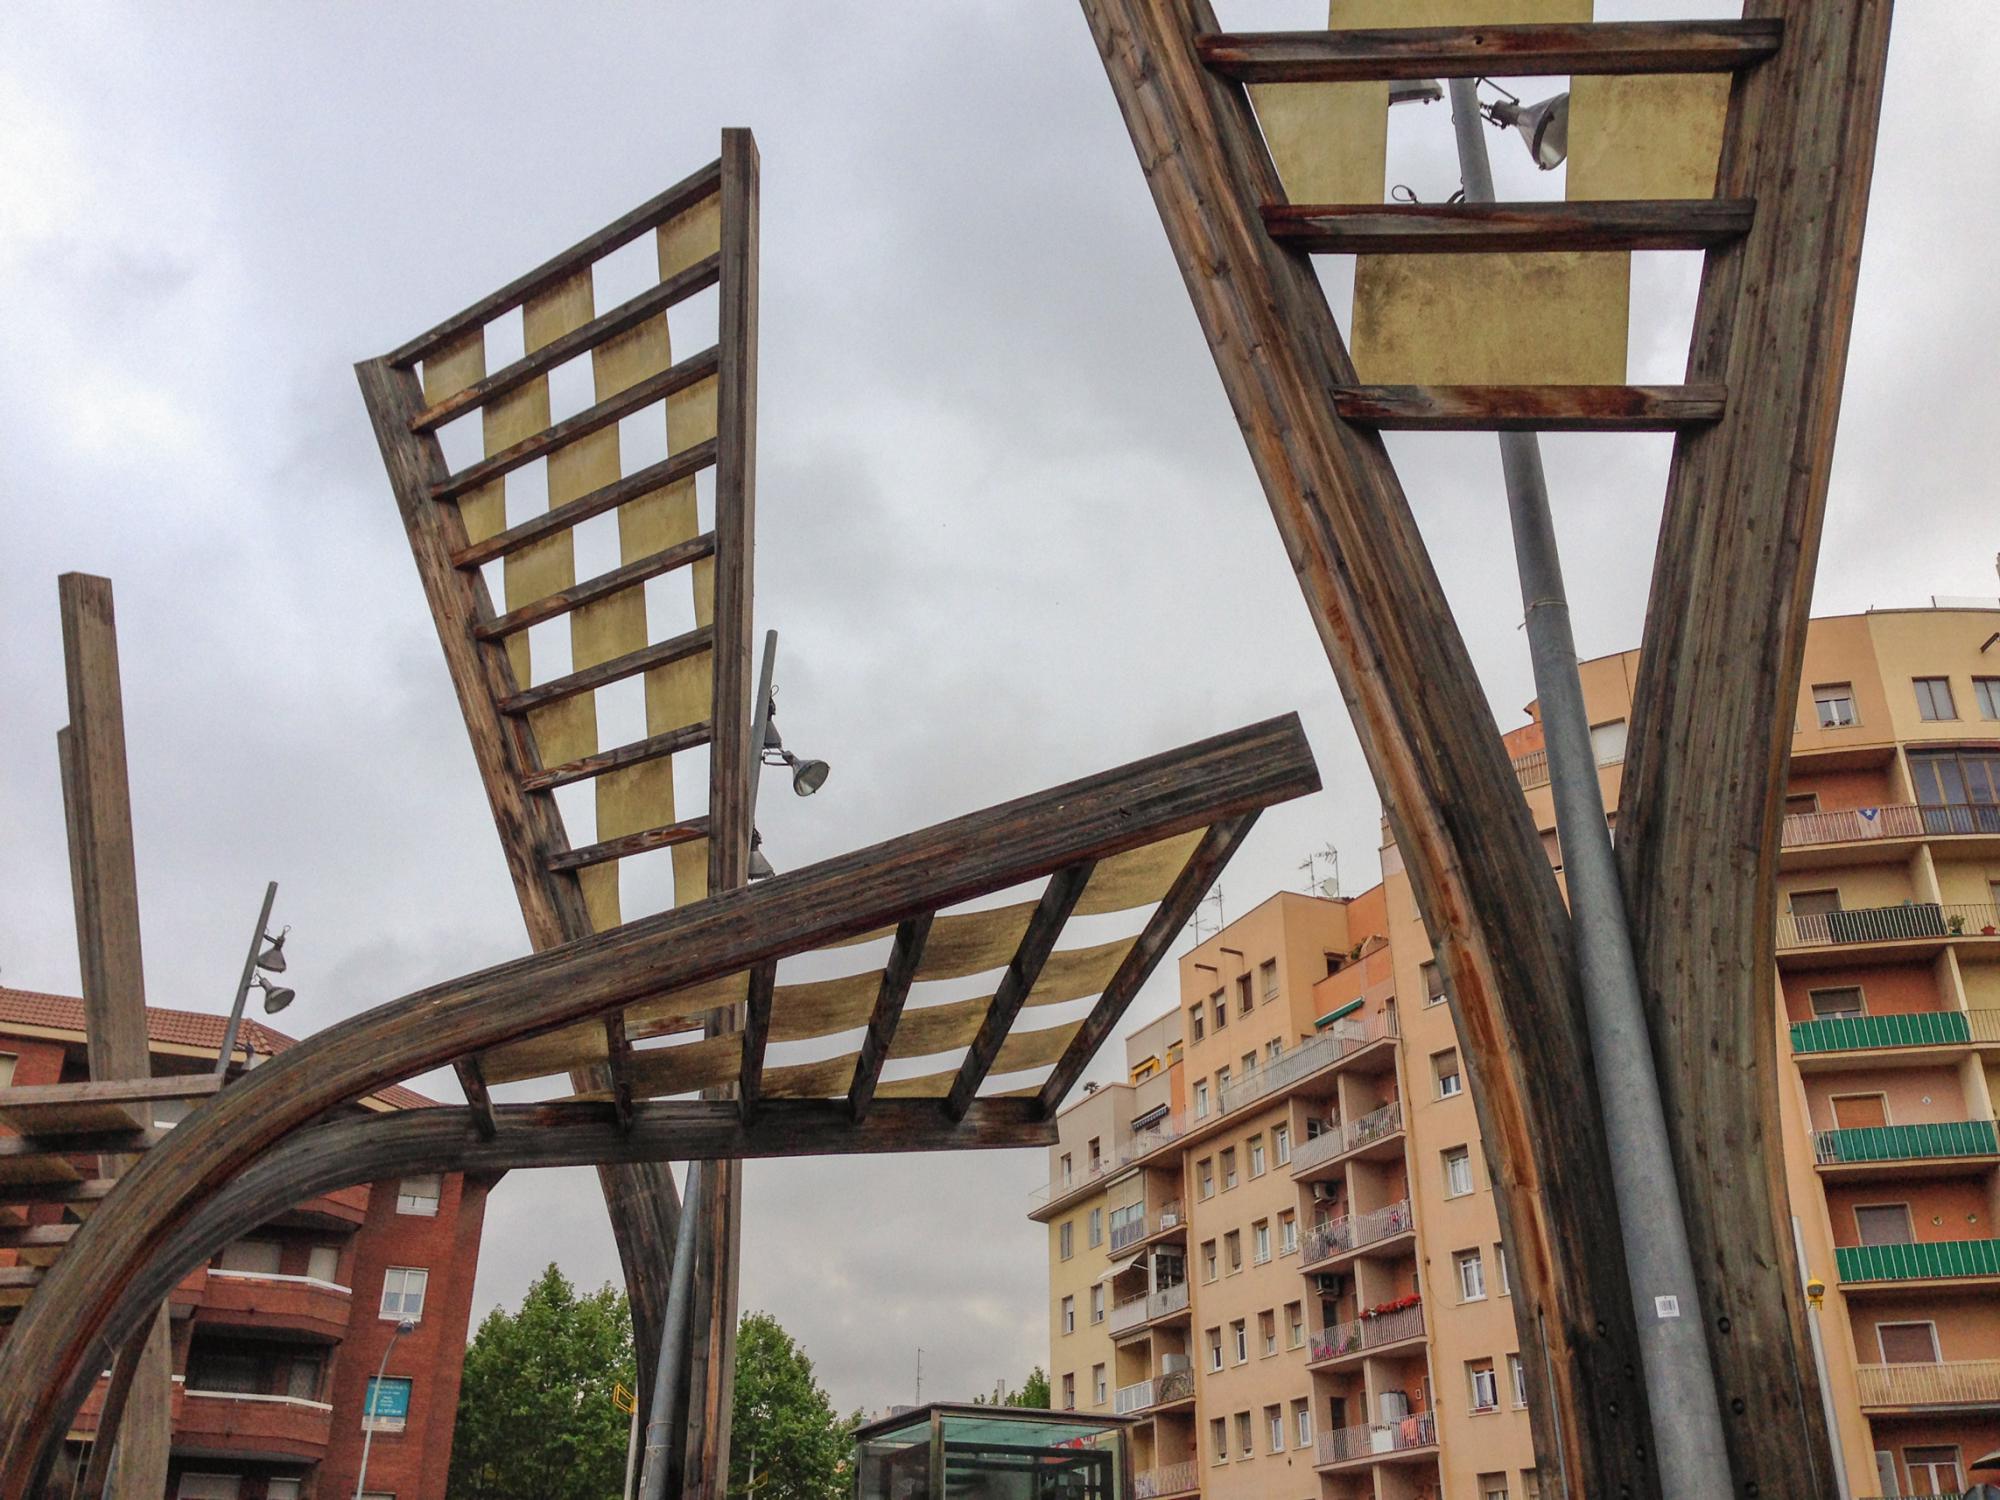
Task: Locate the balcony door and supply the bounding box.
[1854,1203,1915,1247]
[1903,1445,1963,1496]
[1789,889,1841,945]
[1831,1094,1890,1131]
[1876,1321,1939,1365]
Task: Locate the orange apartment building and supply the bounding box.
[0,988,491,1500]
[1034,601,2000,1500]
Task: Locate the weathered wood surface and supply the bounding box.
[0,714,1317,1493]
[1198,20,1784,82]
[495,624,715,717]
[0,1074,220,1136]
[1332,383,1726,432]
[521,721,715,793]
[450,440,718,570]
[1614,2,1893,1493]
[1079,1,1659,1491]
[474,532,716,640]
[1264,200,1753,254]
[848,916,934,1121]
[546,815,710,874]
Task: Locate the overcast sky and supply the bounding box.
[3,2,1995,1418]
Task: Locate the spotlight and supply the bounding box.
[1485,90,1569,171]
[255,927,289,974]
[786,753,830,797]
[254,975,296,1015]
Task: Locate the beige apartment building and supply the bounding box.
[1034,602,2000,1500]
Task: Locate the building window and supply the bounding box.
[1240,1051,1258,1083]
[380,1267,428,1322]
[1212,995,1228,1031]
[1059,1221,1073,1260]
[1090,1285,1105,1324]
[1808,985,1864,1018]
[1221,1148,1238,1190]
[1235,1411,1253,1458]
[1062,1373,1076,1410]
[1088,1207,1103,1248]
[1206,1327,1223,1372]
[1279,1210,1297,1256]
[1087,1137,1101,1172]
[1202,1239,1219,1281]
[1469,1360,1500,1413]
[1480,1474,1511,1500]
[306,1244,341,1284]
[1260,1309,1277,1356]
[1422,960,1446,1005]
[1784,791,1820,816]
[1812,682,1857,728]
[1286,1302,1304,1348]
[1266,1404,1285,1452]
[1093,1364,1107,1406]
[176,1477,243,1500]
[1904,1447,1964,1494]
[0,1053,15,1088]
[1292,1398,1312,1448]
[1433,1048,1463,1099]
[1059,1152,1073,1188]
[1877,1321,1940,1364]
[1855,1202,1914,1246]
[216,1239,282,1276]
[1444,1146,1474,1198]
[1215,1066,1231,1101]
[1496,1244,1511,1295]
[1252,1220,1271,1264]
[1259,959,1279,999]
[1193,1081,1211,1120]
[1197,1159,1215,1199]
[1913,676,1957,721]
[395,1174,441,1216]
[1236,974,1253,1015]
[1208,1417,1227,1464]
[1977,677,2000,721]
[1231,1319,1248,1364]
[1190,1005,1205,1042]
[1272,1123,1291,1164]
[1225,1230,1242,1273]
[1590,718,1628,766]
[265,1484,301,1500]
[1456,1249,1487,1302]
[362,1376,413,1432]
[1248,1136,1266,1177]
[1061,1296,1075,1334]
[1510,1352,1529,1406]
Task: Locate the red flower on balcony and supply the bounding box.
[1360,1294,1421,1320]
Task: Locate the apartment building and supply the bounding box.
[1034,601,2000,1500]
[0,987,490,1500]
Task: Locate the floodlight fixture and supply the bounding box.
[254,976,296,1015]
[1388,78,1443,108]
[1483,86,1570,171]
[255,927,289,974]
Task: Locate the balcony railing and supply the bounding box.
[1790,1009,2000,1055]
[1855,1358,2000,1409]
[1315,1410,1437,1466]
[1778,902,2000,950]
[1029,1157,1114,1210]
[1113,1379,1155,1415]
[1302,1199,1414,1267]
[1835,1237,2000,1285]
[1134,1459,1198,1498]
[1814,1119,1999,1166]
[1290,1101,1406,1176]
[1217,1024,1367,1115]
[1111,1281,1190,1334]
[1308,1301,1425,1363]
[1779,801,2000,849]
[1110,1203,1183,1254]
[1114,1368,1196,1415]
[1122,1116,1186,1164]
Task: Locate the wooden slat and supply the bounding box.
[0,1130,149,1162]
[547,817,711,874]
[736,963,779,1123]
[848,915,934,1122]
[0,1223,77,1251]
[450,441,719,571]
[1198,20,1784,83]
[603,1014,637,1132]
[945,864,1094,1121]
[1332,383,1726,432]
[387,158,722,367]
[1039,816,1256,1114]
[411,254,721,433]
[0,1178,116,1208]
[498,624,713,717]
[452,1057,497,1139]
[475,532,717,641]
[521,721,714,794]
[0,1075,219,1136]
[430,347,719,504]
[1264,200,1753,254]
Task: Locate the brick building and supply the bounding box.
[0,987,492,1500]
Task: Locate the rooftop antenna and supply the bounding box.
[1299,845,1341,900]
[1187,885,1224,944]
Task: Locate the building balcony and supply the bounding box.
[1301,1199,1415,1272]
[1112,1204,1185,1255]
[1781,800,2000,859]
[1790,1009,2000,1069]
[1291,1102,1406,1182]
[1306,1301,1425,1369]
[1113,1369,1196,1416]
[1110,1281,1190,1338]
[1856,1358,2000,1412]
[1777,902,2000,963]
[1028,1158,1118,1218]
[1314,1410,1437,1469]
[1835,1238,2000,1287]
[193,1270,354,1341]
[1814,1120,1999,1179]
[1134,1459,1199,1498]
[176,1389,334,1460]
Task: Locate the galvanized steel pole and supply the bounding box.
[638,1161,704,1500]
[1448,77,1733,1500]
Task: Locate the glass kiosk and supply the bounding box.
[853,1404,1133,1500]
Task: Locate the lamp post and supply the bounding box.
[355,1318,416,1500]
[1445,76,1733,1498]
[216,882,294,1076]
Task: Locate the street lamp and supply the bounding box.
[355,1318,417,1500]
[217,883,294,1075]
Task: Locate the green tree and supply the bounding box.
[448,1263,635,1500]
[729,1311,850,1500]
[1013,1367,1051,1408]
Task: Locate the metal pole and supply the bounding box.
[638,1161,704,1500]
[1794,1218,1852,1500]
[1447,77,1733,1499]
[623,1400,642,1500]
[354,1321,409,1500]
[215,881,278,1076]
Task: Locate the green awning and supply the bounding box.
[1314,998,1363,1030]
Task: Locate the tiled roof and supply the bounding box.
[0,986,436,1110]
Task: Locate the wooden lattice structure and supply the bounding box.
[1080,3,1891,1496]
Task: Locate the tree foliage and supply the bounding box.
[729,1311,851,1500]
[973,1367,1051,1408]
[447,1264,635,1500]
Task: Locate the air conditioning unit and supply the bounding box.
[1311,1274,1342,1296]
[1378,1391,1410,1424]
[1311,1182,1338,1203]
[1162,1354,1192,1375]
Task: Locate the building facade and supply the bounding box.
[1034,603,2000,1500]
[0,988,491,1500]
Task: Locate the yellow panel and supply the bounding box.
[1252,81,1388,206]
[887,997,991,1062]
[1351,252,1628,385]
[1567,74,1728,202]
[623,1033,742,1099]
[659,195,723,283]
[624,972,751,1040]
[870,1019,1085,1099]
[918,903,1036,981]
[480,1020,610,1086]
[762,1054,858,1101]
[1078,831,1204,916]
[768,970,882,1044]
[422,330,485,406]
[1030,937,1133,1004]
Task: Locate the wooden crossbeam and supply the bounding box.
[0,1224,77,1252]
[0,1130,150,1162]
[603,1014,637,1132]
[1332,383,1726,432]
[1263,200,1753,255]
[0,1074,219,1135]
[945,864,1095,1121]
[1197,20,1784,83]
[521,722,714,794]
[386,157,722,368]
[475,533,716,640]
[849,915,934,1122]
[0,1179,117,1208]
[1038,815,1256,1114]
[431,347,719,504]
[736,963,778,1123]
[450,441,719,571]
[498,624,713,716]
[411,254,722,433]
[453,1056,498,1139]
[547,817,711,874]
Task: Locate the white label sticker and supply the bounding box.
[1655,1295,1681,1320]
